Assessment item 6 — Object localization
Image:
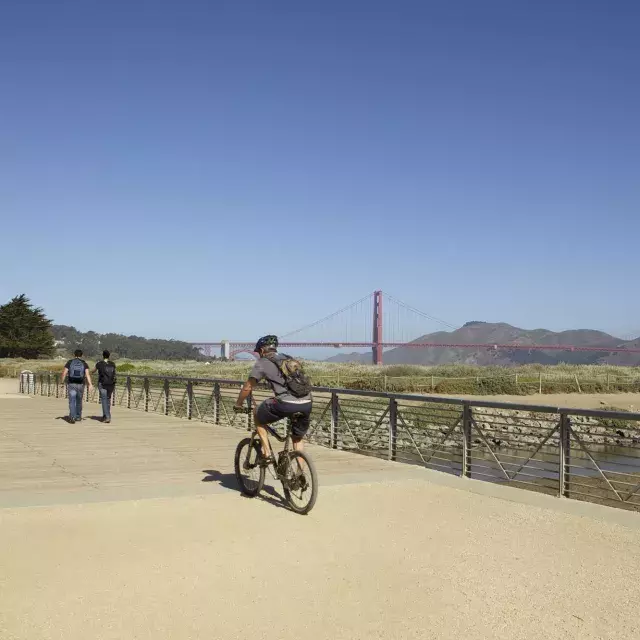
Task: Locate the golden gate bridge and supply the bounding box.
[191,291,640,364]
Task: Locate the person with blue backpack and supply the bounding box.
[61,349,93,423]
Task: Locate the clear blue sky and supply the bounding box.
[2,0,639,343]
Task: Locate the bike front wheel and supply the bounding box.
[234,437,265,497]
[282,450,318,515]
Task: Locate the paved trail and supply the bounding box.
[1,392,640,640]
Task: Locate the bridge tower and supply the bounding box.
[221,340,230,360]
[372,290,383,365]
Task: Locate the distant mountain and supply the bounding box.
[326,321,640,366]
[604,338,640,367]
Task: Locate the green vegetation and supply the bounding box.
[3,358,640,396]
[51,325,206,360]
[0,295,54,359]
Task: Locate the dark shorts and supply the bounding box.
[256,398,312,439]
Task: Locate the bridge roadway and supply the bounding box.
[1,380,640,640]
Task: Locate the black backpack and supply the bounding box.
[266,353,312,398]
[68,358,85,382]
[101,361,116,386]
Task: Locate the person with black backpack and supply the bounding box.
[92,350,117,423]
[234,335,312,462]
[61,349,93,424]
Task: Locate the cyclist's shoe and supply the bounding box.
[259,454,275,467]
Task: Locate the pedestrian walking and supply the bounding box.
[93,350,116,423]
[61,349,93,423]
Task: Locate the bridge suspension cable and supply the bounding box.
[280,293,373,341]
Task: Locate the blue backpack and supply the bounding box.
[68,359,85,382]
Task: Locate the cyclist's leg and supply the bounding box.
[254,399,281,459]
[290,404,312,452]
[255,423,272,459]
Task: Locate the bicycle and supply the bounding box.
[233,406,318,515]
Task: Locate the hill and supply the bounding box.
[327,321,640,366]
[51,325,205,360]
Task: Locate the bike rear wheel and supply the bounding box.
[234,437,265,497]
[282,450,318,515]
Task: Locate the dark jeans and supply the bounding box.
[68,383,84,420]
[99,384,114,420]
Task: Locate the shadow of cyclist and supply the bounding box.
[201,469,289,510]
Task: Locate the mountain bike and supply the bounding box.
[233,407,318,515]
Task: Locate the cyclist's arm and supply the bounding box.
[235,377,258,409]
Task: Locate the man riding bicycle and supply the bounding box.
[234,335,312,463]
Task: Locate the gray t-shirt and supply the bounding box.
[249,354,311,403]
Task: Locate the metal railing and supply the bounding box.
[19,372,640,512]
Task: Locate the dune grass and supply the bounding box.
[3,358,640,396]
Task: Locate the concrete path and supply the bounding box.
[0,394,420,508]
[1,392,640,640]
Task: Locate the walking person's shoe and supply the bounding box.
[105,419,111,424]
[68,416,75,424]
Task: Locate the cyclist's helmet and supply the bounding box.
[254,334,278,353]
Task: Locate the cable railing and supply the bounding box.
[311,372,640,394]
[19,371,640,512]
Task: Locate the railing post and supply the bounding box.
[187,381,193,419]
[144,377,150,412]
[559,413,571,498]
[127,376,132,408]
[85,382,90,402]
[19,373,24,394]
[388,398,397,461]
[462,404,472,478]
[47,374,51,397]
[55,374,60,398]
[164,379,170,415]
[330,392,339,449]
[40,374,44,396]
[214,382,221,425]
[246,393,253,430]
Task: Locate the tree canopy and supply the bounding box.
[0,294,55,358]
[51,325,206,360]
[0,294,206,361]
